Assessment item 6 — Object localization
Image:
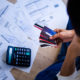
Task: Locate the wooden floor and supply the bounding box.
[8,0,67,80]
[11,47,61,80]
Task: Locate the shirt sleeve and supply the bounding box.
[57,69,77,80]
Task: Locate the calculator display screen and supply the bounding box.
[8,48,13,64]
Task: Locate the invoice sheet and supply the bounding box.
[16,0,69,30]
[0,1,39,73]
[0,61,15,80]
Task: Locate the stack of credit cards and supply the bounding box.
[34,23,58,47]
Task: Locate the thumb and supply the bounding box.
[50,33,60,39]
[54,29,63,33]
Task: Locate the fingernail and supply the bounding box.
[54,45,58,48]
[50,37,53,39]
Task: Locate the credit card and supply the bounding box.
[40,40,52,44]
[34,23,43,30]
[39,36,57,45]
[41,26,57,37]
[40,44,51,47]
[34,23,58,47]
[40,43,53,46]
[39,37,56,44]
[40,43,55,47]
[40,32,49,39]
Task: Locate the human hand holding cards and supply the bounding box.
[34,23,62,47]
[39,26,57,47]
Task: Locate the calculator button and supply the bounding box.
[16,62,18,65]
[22,59,24,61]
[26,52,30,55]
[23,52,26,54]
[21,48,23,51]
[16,48,19,51]
[26,56,30,58]
[27,49,30,52]
[21,52,24,54]
[19,52,21,54]
[27,60,29,62]
[15,48,17,51]
[19,59,21,61]
[18,48,20,51]
[25,56,27,58]
[16,52,19,54]
[22,56,24,58]
[27,63,29,66]
[19,56,21,58]
[24,60,27,63]
[23,49,25,51]
[17,55,18,57]
[16,58,18,61]
[20,48,22,51]
[14,54,16,58]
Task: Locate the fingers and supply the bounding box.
[50,29,64,39]
[56,38,63,45]
[50,33,60,39]
[54,29,63,33]
[50,34,63,46]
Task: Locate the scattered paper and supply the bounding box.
[0,0,69,76]
[16,0,69,29]
[0,60,14,80]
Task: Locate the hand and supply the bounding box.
[50,29,75,43]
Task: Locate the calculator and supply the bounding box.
[6,46,31,67]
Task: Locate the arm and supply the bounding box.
[60,34,80,76]
[60,48,76,76]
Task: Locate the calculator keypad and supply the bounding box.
[13,47,31,67]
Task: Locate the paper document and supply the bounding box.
[0,70,14,80]
[16,0,69,41]
[0,0,39,73]
[17,0,69,29]
[0,0,69,74]
[0,61,14,80]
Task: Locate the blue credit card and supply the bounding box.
[40,26,57,39]
[43,26,56,36]
[39,26,57,45]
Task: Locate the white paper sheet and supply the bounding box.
[0,70,14,80]
[16,0,69,29]
[0,0,39,73]
[0,61,15,80]
[0,0,69,74]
